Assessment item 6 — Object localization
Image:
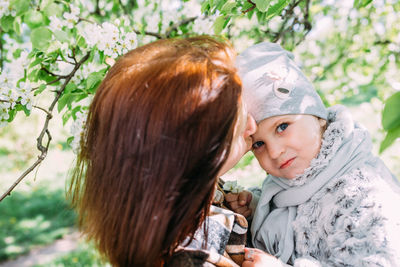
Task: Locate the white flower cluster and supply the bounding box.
[0,73,33,127]
[222,180,244,193]
[79,21,138,58]
[192,15,217,35]
[0,0,15,19]
[49,4,80,31]
[70,109,88,153]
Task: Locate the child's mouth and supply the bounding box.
[280,157,295,169]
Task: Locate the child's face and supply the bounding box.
[251,114,325,179]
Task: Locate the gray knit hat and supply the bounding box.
[236,42,327,123]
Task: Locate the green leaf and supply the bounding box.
[0,16,14,32]
[13,16,21,35]
[362,0,373,7]
[34,84,47,96]
[242,1,254,11]
[46,40,62,53]
[27,68,40,82]
[213,15,227,35]
[12,49,22,58]
[24,10,44,29]
[22,105,31,116]
[30,27,53,51]
[256,10,266,23]
[86,72,104,94]
[42,2,63,18]
[201,0,210,13]
[58,93,75,113]
[215,0,228,10]
[221,1,236,13]
[382,92,400,130]
[29,57,43,68]
[66,136,74,145]
[379,126,400,153]
[65,83,78,94]
[354,0,373,8]
[11,0,30,16]
[62,109,72,125]
[266,0,290,19]
[62,106,81,125]
[76,35,87,48]
[254,0,271,12]
[53,30,69,43]
[7,109,17,123]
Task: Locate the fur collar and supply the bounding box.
[287,105,354,186]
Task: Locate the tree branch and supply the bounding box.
[95,0,100,15]
[0,52,91,202]
[243,0,256,14]
[41,67,69,78]
[33,105,52,116]
[133,29,163,39]
[165,16,197,38]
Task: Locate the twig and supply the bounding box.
[133,29,163,39]
[77,17,96,24]
[33,105,52,116]
[165,16,197,38]
[272,0,304,43]
[243,0,256,14]
[95,0,100,15]
[0,52,91,202]
[68,47,78,64]
[41,67,69,78]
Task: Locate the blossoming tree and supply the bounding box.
[1,0,399,201]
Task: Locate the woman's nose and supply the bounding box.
[243,114,257,139]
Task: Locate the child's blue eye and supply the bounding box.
[252,141,264,150]
[277,123,288,133]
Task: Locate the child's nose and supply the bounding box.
[267,140,284,160]
[243,114,257,139]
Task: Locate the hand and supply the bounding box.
[225,190,252,218]
[242,248,283,267]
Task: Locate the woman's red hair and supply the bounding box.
[68,36,242,266]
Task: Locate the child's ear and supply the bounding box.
[319,118,327,132]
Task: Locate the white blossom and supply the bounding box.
[63,5,80,29]
[16,82,33,111]
[0,0,15,18]
[49,16,66,32]
[79,20,137,58]
[0,71,18,127]
[124,32,138,50]
[222,180,244,193]
[70,110,88,153]
[78,22,101,48]
[192,16,215,35]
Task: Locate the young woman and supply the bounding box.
[68,36,257,267]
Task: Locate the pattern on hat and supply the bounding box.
[236,42,327,123]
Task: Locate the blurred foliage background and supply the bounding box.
[0,0,399,266]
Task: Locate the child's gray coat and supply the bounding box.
[251,105,400,266]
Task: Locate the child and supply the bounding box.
[228,42,400,266]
